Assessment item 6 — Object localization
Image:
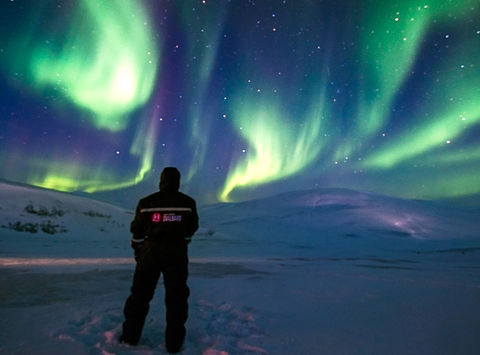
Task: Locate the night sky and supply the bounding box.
[1,0,479,206]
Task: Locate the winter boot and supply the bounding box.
[165,326,186,353]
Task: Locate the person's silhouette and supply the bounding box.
[120,167,199,353]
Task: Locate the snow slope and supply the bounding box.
[1,183,479,354]
[0,182,133,258]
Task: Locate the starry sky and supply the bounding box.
[1,0,479,206]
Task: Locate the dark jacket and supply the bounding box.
[130,191,199,243]
[130,168,199,247]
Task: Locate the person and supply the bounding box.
[119,167,199,353]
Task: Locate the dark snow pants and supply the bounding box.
[122,240,190,346]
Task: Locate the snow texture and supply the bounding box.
[0,182,479,354]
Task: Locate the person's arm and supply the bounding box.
[185,200,199,244]
[130,201,146,251]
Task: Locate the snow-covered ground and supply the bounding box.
[1,182,479,354]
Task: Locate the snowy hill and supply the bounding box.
[196,188,480,260]
[1,183,480,354]
[202,187,479,239]
[2,183,478,260]
[0,182,133,258]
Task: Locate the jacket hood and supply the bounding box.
[159,167,180,192]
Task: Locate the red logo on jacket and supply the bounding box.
[152,212,162,222]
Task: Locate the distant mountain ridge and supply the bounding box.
[0,182,133,258]
[200,187,480,241]
[1,182,479,260]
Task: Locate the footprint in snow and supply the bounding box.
[53,301,266,354]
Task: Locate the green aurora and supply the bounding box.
[0,0,478,204]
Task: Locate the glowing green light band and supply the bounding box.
[30,0,158,131]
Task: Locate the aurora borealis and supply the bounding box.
[1,0,479,206]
